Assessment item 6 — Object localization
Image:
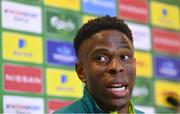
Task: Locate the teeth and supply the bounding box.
[113,84,122,87]
[109,86,125,91]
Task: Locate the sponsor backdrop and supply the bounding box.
[0,0,179,113]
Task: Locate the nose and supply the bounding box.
[107,58,124,74]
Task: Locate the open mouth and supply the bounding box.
[106,84,128,97]
[107,84,126,91]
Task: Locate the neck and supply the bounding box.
[117,104,129,114]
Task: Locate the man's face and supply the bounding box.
[76,30,136,111]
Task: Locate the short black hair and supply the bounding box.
[74,15,133,58]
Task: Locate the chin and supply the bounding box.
[105,98,129,111]
[113,100,128,108]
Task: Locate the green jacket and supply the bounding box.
[54,87,144,114]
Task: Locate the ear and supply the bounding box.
[75,61,87,83]
[133,58,136,76]
[133,58,136,64]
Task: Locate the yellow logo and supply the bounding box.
[2,31,43,64]
[155,80,180,108]
[44,0,80,11]
[135,51,152,77]
[150,1,180,30]
[83,15,97,24]
[46,68,83,98]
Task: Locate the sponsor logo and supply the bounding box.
[82,0,116,16]
[83,15,96,24]
[60,74,67,83]
[127,22,151,51]
[45,9,80,40]
[133,87,149,97]
[153,28,180,55]
[154,56,180,81]
[18,39,26,48]
[162,8,167,16]
[48,99,73,114]
[132,78,153,105]
[3,95,44,114]
[3,31,43,63]
[46,68,83,98]
[2,1,42,33]
[118,0,148,23]
[135,106,155,114]
[159,62,177,76]
[155,81,180,108]
[3,64,43,93]
[50,16,75,32]
[6,104,40,110]
[47,40,77,67]
[135,51,152,77]
[5,74,41,84]
[4,8,38,18]
[84,0,115,9]
[44,0,80,11]
[150,1,180,30]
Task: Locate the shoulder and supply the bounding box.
[53,99,86,114]
[135,109,145,114]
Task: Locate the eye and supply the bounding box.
[96,55,109,63]
[120,55,132,62]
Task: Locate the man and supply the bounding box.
[54,15,144,114]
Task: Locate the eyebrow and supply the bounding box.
[90,45,132,55]
[118,39,133,50]
[118,45,132,50]
[90,48,109,55]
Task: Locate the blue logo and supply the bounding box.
[162,8,167,16]
[47,40,77,67]
[82,0,116,16]
[154,56,180,81]
[60,74,67,83]
[162,61,175,69]
[57,46,71,55]
[18,39,25,48]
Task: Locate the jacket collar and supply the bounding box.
[81,86,136,113]
[82,86,103,113]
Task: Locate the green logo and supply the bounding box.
[45,8,81,41]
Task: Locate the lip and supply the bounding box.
[106,79,129,97]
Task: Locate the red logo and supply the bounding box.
[153,28,180,55]
[118,0,148,23]
[48,99,73,114]
[3,64,43,93]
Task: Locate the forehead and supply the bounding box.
[91,30,131,45]
[78,30,133,59]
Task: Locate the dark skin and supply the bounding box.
[75,29,136,113]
